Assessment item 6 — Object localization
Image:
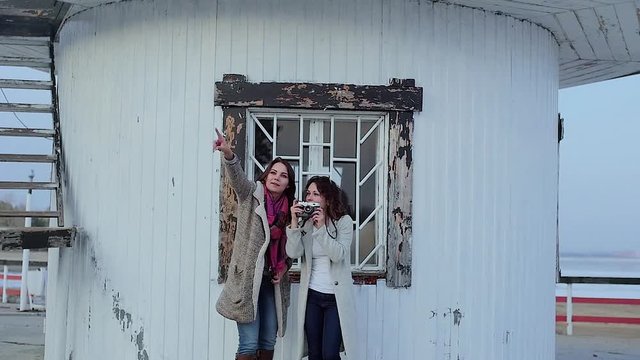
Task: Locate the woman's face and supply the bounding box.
[265,162,290,197]
[305,182,326,210]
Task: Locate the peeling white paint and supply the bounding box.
[47,1,559,359]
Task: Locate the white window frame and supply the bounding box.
[245,108,388,272]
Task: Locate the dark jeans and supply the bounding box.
[305,289,342,360]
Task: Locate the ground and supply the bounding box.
[0,305,44,360]
[1,304,639,359]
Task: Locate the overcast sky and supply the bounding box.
[1,68,638,256]
[559,74,640,256]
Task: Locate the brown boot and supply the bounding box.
[256,349,274,360]
[235,354,256,360]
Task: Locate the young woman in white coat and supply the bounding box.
[286,176,360,360]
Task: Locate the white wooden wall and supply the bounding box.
[48,1,559,359]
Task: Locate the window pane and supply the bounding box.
[359,215,378,265]
[334,121,356,158]
[360,125,379,179]
[334,161,356,218]
[275,119,299,157]
[254,117,273,166]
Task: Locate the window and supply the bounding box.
[246,109,388,271]
[215,74,421,287]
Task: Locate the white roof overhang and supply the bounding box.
[1,0,639,88]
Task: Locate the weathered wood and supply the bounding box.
[222,74,247,83]
[0,56,50,68]
[0,127,55,137]
[218,107,247,283]
[0,15,52,37]
[50,35,64,227]
[0,154,56,163]
[0,181,57,189]
[558,113,564,142]
[386,111,414,288]
[0,79,52,90]
[215,76,423,112]
[0,210,59,218]
[289,269,385,286]
[0,227,75,250]
[0,36,49,47]
[0,103,53,113]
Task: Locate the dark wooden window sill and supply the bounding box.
[287,270,385,286]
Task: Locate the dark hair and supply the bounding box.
[305,176,350,221]
[257,157,296,208]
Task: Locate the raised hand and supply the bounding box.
[213,128,233,160]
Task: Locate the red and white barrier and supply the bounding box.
[1,272,23,299]
[1,268,47,308]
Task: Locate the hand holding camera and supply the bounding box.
[291,201,322,227]
[298,201,321,220]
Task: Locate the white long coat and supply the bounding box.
[285,215,360,360]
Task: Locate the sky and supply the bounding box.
[558,74,640,257]
[1,67,638,256]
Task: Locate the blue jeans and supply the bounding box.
[305,289,342,360]
[237,279,277,355]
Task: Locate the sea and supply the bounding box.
[556,256,640,299]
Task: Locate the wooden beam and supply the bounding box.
[0,210,59,218]
[0,56,50,68]
[386,111,414,288]
[0,79,52,90]
[0,127,55,137]
[0,103,53,113]
[215,75,423,112]
[0,154,56,163]
[49,36,65,226]
[0,227,75,250]
[217,107,247,284]
[0,36,50,47]
[0,181,57,189]
[0,16,52,38]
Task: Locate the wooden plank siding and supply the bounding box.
[437,0,640,87]
[0,227,75,250]
[50,1,559,360]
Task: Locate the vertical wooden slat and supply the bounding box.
[218,106,247,283]
[50,37,64,227]
[385,110,413,288]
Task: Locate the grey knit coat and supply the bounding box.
[215,155,291,336]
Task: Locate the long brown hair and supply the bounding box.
[257,157,296,209]
[305,176,350,221]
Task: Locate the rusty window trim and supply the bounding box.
[215,74,421,288]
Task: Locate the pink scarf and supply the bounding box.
[264,187,289,276]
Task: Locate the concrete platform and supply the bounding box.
[557,334,640,360]
[0,304,45,360]
[1,303,639,360]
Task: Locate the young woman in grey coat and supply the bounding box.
[213,129,295,360]
[286,176,360,360]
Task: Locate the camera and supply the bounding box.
[298,201,321,220]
